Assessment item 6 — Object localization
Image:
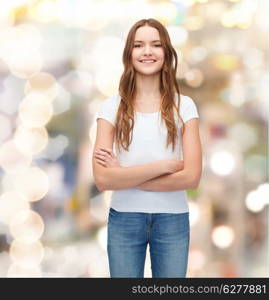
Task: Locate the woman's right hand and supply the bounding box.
[164,159,184,174]
[94,147,121,168]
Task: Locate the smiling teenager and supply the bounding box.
[92,18,202,278]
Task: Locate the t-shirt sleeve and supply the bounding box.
[180,95,199,123]
[96,95,118,127]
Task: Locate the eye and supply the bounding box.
[133,44,162,48]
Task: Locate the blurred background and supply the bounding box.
[0,0,268,277]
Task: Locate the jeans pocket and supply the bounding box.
[109,207,118,216]
[108,207,119,224]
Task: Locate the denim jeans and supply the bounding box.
[107,207,190,278]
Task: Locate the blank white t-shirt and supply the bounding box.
[96,93,199,213]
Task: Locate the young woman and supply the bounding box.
[92,18,202,278]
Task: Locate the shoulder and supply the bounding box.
[179,94,198,109]
[96,94,121,127]
[177,94,199,123]
[97,94,121,115]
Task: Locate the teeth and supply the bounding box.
[141,60,155,63]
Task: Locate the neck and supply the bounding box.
[135,72,161,100]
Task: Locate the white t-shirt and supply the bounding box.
[96,93,199,213]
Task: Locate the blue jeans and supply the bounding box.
[107,207,190,278]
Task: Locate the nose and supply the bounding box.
[143,44,153,55]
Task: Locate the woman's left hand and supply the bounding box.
[94,147,121,168]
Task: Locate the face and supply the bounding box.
[131,25,165,75]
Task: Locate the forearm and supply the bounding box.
[99,160,168,191]
[135,169,196,192]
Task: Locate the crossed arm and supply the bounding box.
[135,169,197,192]
[93,118,202,192]
[139,118,202,191]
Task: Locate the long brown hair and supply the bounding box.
[115,18,185,153]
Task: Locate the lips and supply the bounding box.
[139,59,156,63]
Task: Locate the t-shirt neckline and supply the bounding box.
[135,110,160,115]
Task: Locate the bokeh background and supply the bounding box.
[0,0,268,278]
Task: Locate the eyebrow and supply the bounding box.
[134,40,161,43]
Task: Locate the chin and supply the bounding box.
[134,66,162,75]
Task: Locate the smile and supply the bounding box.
[139,59,156,63]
